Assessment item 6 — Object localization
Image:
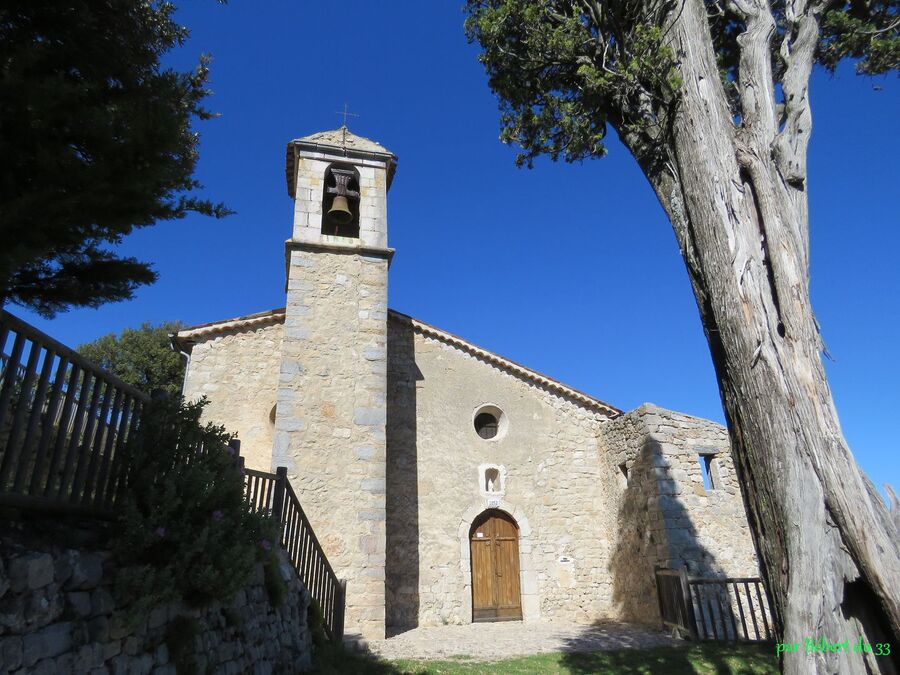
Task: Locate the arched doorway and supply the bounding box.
[469,509,522,622]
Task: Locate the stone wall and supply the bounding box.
[179,309,762,634]
[0,523,312,675]
[600,403,760,623]
[386,316,621,628]
[182,322,282,471]
[275,248,389,640]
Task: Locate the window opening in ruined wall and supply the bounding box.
[618,462,629,487]
[698,452,721,490]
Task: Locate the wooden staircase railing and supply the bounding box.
[244,466,347,642]
[0,309,346,642]
[0,310,149,515]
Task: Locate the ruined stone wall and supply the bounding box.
[275,248,388,640]
[0,524,312,675]
[386,317,619,628]
[182,322,282,471]
[600,403,760,624]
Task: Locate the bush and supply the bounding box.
[112,396,279,615]
[165,615,202,675]
[263,552,288,608]
[308,599,329,648]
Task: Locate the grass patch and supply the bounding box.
[310,642,778,674]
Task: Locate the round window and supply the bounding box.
[473,404,507,441]
[474,412,499,439]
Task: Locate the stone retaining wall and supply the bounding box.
[0,523,312,674]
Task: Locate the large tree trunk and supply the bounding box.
[626,0,900,671]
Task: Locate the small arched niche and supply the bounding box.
[478,463,507,497]
[321,163,361,238]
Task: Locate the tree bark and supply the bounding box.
[626,0,900,671]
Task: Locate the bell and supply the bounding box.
[327,195,353,225]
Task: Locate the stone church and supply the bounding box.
[173,127,761,640]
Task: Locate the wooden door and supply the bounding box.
[470,510,522,622]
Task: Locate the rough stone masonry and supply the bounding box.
[175,126,763,640]
[0,524,312,675]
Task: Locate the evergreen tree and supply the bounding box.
[0,1,230,317]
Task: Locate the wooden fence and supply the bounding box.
[655,567,699,640]
[655,567,773,642]
[689,577,772,642]
[0,310,149,515]
[244,466,347,642]
[1,310,346,642]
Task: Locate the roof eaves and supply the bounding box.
[172,305,621,416]
[175,307,287,343]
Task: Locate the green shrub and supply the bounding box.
[308,599,328,648]
[112,396,279,616]
[165,615,201,675]
[263,552,288,608]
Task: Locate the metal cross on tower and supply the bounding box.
[335,104,359,146]
[335,103,359,128]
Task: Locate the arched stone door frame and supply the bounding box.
[457,500,539,622]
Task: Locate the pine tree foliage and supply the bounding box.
[0,1,230,316]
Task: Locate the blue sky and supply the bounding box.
[13,2,899,492]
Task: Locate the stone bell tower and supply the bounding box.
[274,127,396,640]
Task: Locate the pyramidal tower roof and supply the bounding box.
[285,125,397,195]
[295,126,393,155]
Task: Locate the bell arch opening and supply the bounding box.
[321,163,360,238]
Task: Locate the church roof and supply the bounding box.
[173,308,621,416]
[285,126,397,196]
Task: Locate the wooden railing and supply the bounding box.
[655,567,699,640]
[689,577,772,642]
[1,310,346,642]
[243,466,347,642]
[244,466,278,514]
[655,567,773,642]
[0,310,149,515]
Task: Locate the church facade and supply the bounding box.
[173,128,761,640]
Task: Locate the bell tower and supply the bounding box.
[275,127,397,639]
